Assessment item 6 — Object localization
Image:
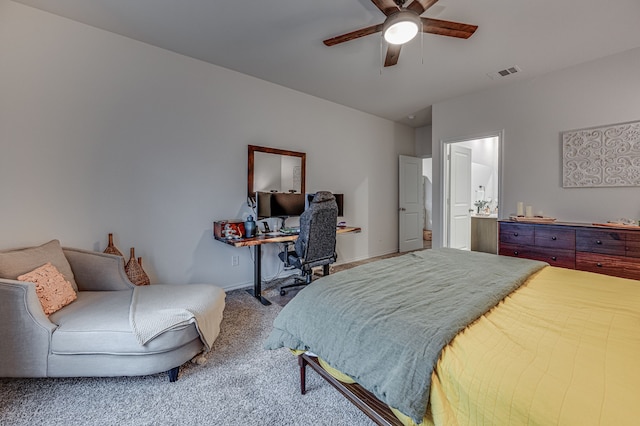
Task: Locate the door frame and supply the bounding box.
[440,130,504,248]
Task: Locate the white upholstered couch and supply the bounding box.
[0,240,225,381]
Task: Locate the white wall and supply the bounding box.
[0,1,415,289]
[431,47,640,247]
[415,125,432,158]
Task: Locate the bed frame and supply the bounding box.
[298,353,403,426]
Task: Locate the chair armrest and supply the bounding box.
[63,248,134,291]
[0,278,56,377]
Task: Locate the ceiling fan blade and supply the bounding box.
[407,0,439,15]
[420,17,478,39]
[323,24,383,46]
[384,44,402,67]
[371,0,401,16]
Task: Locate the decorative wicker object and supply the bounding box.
[103,233,125,265]
[125,247,150,286]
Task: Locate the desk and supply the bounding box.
[214,226,361,305]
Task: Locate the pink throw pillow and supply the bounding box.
[18,262,77,316]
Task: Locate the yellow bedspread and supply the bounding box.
[428,266,640,425]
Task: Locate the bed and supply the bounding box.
[265,248,640,425]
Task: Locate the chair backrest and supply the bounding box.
[295,191,338,267]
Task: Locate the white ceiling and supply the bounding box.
[13,0,640,128]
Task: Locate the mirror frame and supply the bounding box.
[248,145,306,199]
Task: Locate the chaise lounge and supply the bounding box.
[0,240,226,382]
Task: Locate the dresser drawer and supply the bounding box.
[576,252,640,280]
[576,229,626,256]
[499,224,534,245]
[528,247,575,269]
[534,227,575,250]
[625,232,640,258]
[499,243,535,259]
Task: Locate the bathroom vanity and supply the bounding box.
[471,215,498,254]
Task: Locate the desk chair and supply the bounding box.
[278,191,338,296]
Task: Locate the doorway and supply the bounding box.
[398,155,424,252]
[423,158,433,249]
[442,132,502,251]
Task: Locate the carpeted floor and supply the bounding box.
[0,254,419,425]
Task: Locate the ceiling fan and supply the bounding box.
[323,0,478,67]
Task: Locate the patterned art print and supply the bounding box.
[562,121,640,187]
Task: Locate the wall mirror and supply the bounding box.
[248,145,306,200]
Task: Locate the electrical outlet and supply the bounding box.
[231,256,239,266]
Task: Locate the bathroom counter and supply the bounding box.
[471,214,498,219]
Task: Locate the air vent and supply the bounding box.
[487,65,522,80]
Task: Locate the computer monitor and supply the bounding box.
[270,192,306,217]
[256,192,273,219]
[306,192,344,217]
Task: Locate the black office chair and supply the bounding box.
[278,191,338,296]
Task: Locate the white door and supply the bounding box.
[399,155,424,252]
[448,145,472,250]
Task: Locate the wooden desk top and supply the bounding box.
[215,226,362,248]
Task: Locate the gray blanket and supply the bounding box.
[130,284,226,351]
[264,248,547,423]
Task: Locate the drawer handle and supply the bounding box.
[596,262,603,267]
[513,251,519,256]
[513,232,519,237]
[551,236,557,240]
[551,256,557,261]
[596,240,602,245]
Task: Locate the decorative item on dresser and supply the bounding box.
[499,220,640,280]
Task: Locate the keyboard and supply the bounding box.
[280,227,300,235]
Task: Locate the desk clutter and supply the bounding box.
[214,220,246,239]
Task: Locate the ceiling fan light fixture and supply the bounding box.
[383,11,421,45]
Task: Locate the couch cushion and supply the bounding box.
[0,240,78,291]
[49,291,200,355]
[17,262,77,316]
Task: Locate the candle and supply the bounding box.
[525,205,533,217]
[517,202,524,216]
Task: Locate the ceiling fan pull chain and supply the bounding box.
[379,36,383,75]
[421,27,424,65]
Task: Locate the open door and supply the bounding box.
[399,155,424,252]
[447,145,472,250]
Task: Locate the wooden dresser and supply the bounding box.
[498,220,640,280]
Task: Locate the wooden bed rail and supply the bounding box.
[298,353,404,426]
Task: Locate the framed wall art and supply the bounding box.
[562,120,640,188]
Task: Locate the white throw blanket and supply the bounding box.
[129,284,225,351]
